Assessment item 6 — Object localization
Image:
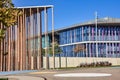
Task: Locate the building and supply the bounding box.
[1,5,120,71]
[52,17,120,58]
[0,5,54,71]
[41,17,120,68]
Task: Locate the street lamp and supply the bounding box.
[95,12,98,57]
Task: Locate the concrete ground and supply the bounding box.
[1,67,120,80]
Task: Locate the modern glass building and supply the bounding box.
[49,17,120,58]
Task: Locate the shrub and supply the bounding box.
[78,61,112,68]
[0,78,8,80]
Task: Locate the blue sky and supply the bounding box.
[12,0,120,30]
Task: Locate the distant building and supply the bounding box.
[50,17,120,58]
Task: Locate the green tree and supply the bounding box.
[73,44,86,57]
[42,42,62,56]
[50,42,62,68]
[0,0,22,71]
[0,0,21,39]
[42,42,62,68]
[49,42,62,56]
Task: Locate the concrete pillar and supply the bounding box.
[30,8,33,70]
[106,43,108,57]
[8,28,11,71]
[44,7,49,69]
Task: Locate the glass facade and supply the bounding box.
[58,26,120,57]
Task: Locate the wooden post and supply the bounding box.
[0,23,3,71]
[30,8,32,70]
[8,28,11,71]
[22,8,26,70]
[17,16,20,70]
[20,14,23,70]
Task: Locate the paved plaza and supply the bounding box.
[1,67,119,80]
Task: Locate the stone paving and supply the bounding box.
[0,67,120,80]
[26,67,120,80]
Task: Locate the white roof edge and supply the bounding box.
[16,5,53,9]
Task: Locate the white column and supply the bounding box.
[30,8,34,70]
[115,29,117,41]
[37,8,40,69]
[82,26,83,41]
[89,43,91,57]
[108,28,110,41]
[106,43,107,57]
[119,43,120,57]
[112,43,114,57]
[74,29,76,42]
[70,30,72,43]
[89,26,90,41]
[86,43,88,57]
[44,7,49,69]
[52,6,55,69]
[99,28,100,41]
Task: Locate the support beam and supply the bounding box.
[8,28,11,71]
[30,8,33,70]
[44,7,49,69]
[16,16,20,70]
[15,25,18,70]
[22,8,26,70]
[0,23,3,71]
[20,16,23,70]
[52,6,55,69]
[37,8,42,69]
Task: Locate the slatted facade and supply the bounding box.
[0,5,54,71]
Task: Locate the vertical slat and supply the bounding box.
[8,28,11,71]
[17,16,20,70]
[29,8,32,69]
[106,43,107,57]
[37,8,42,69]
[52,6,55,69]
[37,8,40,70]
[10,27,12,70]
[112,43,114,57]
[0,23,3,71]
[31,8,34,70]
[14,25,18,70]
[20,14,23,70]
[86,43,88,57]
[33,9,35,69]
[3,32,5,71]
[22,8,26,70]
[19,16,21,70]
[44,7,49,69]
[23,8,27,70]
[27,9,30,70]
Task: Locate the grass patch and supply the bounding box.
[50,65,120,70]
[51,66,113,70]
[111,65,120,67]
[52,67,81,70]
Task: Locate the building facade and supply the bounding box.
[53,17,120,58]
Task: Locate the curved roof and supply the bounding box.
[55,17,120,32]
